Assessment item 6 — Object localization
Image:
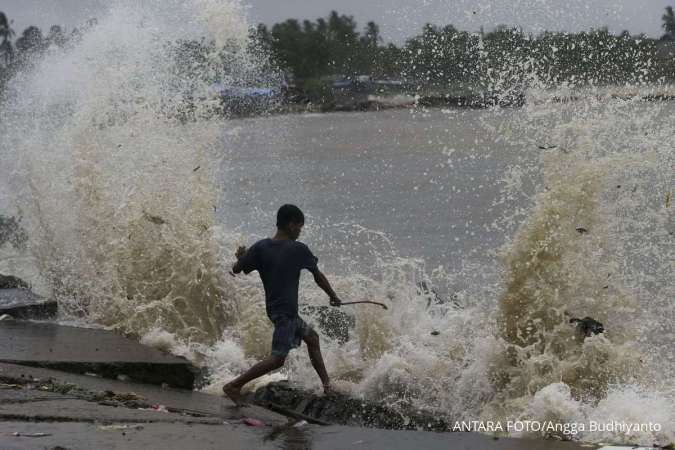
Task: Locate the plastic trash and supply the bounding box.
[242,417,265,427]
[293,420,308,428]
[12,432,52,437]
[99,424,144,431]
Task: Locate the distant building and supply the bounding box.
[209,83,284,115]
[331,75,414,109]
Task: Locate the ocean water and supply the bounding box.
[0,0,672,446]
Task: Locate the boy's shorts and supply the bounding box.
[270,315,313,357]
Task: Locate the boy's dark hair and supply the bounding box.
[276,204,304,229]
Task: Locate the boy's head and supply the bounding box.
[276,204,304,240]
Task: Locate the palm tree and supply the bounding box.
[15,26,44,54]
[0,12,15,65]
[663,6,675,39]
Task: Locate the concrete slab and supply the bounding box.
[0,393,223,425]
[0,421,602,450]
[0,362,289,426]
[0,289,57,320]
[0,322,196,388]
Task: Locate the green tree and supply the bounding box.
[15,26,45,54]
[663,6,675,39]
[0,12,15,65]
[361,21,380,48]
[47,25,67,48]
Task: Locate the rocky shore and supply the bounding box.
[0,277,649,449]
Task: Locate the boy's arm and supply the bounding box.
[231,245,248,275]
[312,270,341,306]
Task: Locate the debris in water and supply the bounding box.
[575,227,588,234]
[98,424,144,431]
[430,331,440,336]
[142,210,167,225]
[12,432,52,437]
[193,166,200,172]
[242,417,265,427]
[569,317,604,337]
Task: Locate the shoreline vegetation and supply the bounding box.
[1,9,675,115]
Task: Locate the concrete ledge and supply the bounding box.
[0,420,602,450]
[0,362,289,426]
[0,289,57,320]
[0,321,197,388]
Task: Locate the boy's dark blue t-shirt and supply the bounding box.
[238,238,319,318]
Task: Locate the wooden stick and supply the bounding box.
[339,301,388,310]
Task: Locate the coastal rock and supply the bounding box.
[0,288,56,320]
[0,274,28,290]
[249,381,452,431]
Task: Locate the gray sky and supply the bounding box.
[0,0,672,43]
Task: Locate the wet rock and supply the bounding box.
[0,289,57,320]
[300,305,355,344]
[249,381,452,432]
[0,274,28,290]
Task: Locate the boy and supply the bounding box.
[223,204,342,405]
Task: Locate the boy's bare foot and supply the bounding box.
[223,383,247,406]
[323,383,333,395]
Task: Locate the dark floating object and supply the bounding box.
[143,211,167,225]
[430,331,440,336]
[417,281,463,310]
[570,317,604,337]
[537,145,557,150]
[193,166,200,172]
[575,227,588,234]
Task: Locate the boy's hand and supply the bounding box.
[329,295,342,307]
[235,246,247,259]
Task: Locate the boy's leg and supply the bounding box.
[224,315,294,405]
[302,329,331,393]
[223,354,285,405]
